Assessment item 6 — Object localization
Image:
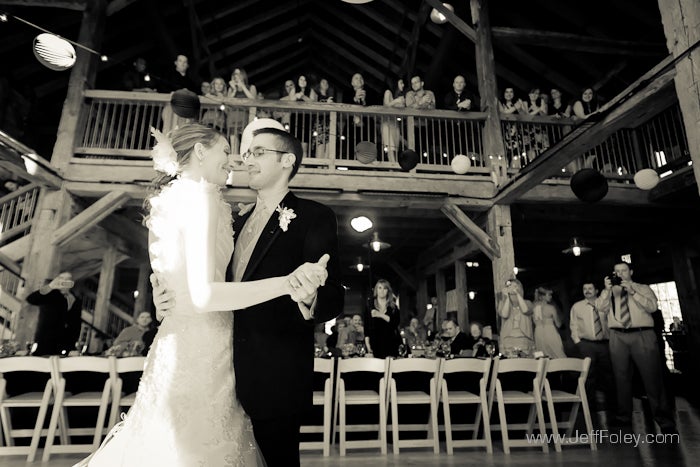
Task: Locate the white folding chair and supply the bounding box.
[440,357,493,454]
[387,357,440,454]
[42,356,114,461]
[335,357,389,455]
[300,357,335,456]
[108,356,146,428]
[491,357,549,454]
[542,357,596,451]
[0,356,56,462]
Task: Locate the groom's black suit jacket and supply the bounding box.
[229,191,344,421]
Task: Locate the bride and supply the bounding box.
[75,123,328,466]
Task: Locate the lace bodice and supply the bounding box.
[146,178,234,315]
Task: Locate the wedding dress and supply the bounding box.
[75,179,264,466]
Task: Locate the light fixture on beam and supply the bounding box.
[430,3,454,24]
[366,231,390,252]
[350,256,370,272]
[562,237,591,257]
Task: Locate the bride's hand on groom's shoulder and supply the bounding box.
[287,254,330,303]
[150,273,176,321]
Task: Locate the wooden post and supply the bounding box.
[134,262,152,316]
[15,189,73,344]
[670,243,700,376]
[417,277,428,322]
[657,0,700,192]
[94,246,118,333]
[436,268,447,325]
[471,0,508,184]
[50,0,107,171]
[455,257,468,328]
[487,204,515,333]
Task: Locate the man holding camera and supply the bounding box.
[602,261,677,433]
[25,271,82,356]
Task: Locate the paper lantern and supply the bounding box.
[398,149,419,171]
[451,154,471,174]
[355,141,377,164]
[570,168,608,203]
[240,118,286,155]
[170,89,201,119]
[430,3,454,24]
[33,33,76,71]
[633,168,660,190]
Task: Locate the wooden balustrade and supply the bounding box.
[0,183,40,245]
[74,90,687,183]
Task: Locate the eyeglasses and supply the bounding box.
[241,147,288,162]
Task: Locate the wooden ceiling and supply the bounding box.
[1,0,697,293]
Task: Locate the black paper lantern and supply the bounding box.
[398,149,419,171]
[355,141,377,164]
[170,89,201,119]
[570,168,608,203]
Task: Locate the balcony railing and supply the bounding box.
[0,183,40,245]
[75,90,687,182]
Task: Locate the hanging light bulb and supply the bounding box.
[468,291,476,300]
[366,231,390,252]
[562,237,591,256]
[430,3,454,24]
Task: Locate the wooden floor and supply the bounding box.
[2,396,698,467]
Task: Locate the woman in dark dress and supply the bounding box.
[364,279,401,358]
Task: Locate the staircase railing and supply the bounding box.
[0,183,40,246]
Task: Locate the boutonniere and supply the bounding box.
[237,202,255,216]
[276,205,296,232]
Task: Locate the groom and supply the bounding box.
[154,119,344,466]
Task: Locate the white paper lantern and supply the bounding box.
[633,168,660,190]
[33,33,76,71]
[451,154,471,174]
[430,3,454,24]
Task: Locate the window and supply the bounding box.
[650,281,682,371]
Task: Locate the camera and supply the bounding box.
[610,273,622,286]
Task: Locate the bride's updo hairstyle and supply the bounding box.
[144,123,223,222]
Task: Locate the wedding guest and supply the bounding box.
[572,87,599,121]
[525,87,548,116]
[600,261,676,433]
[290,75,317,157]
[24,271,82,356]
[497,278,534,353]
[443,74,478,111]
[226,67,257,155]
[439,318,470,356]
[313,78,335,158]
[570,280,616,425]
[403,317,427,348]
[532,286,566,358]
[547,88,572,118]
[106,311,154,356]
[158,54,197,93]
[381,76,406,162]
[364,279,401,358]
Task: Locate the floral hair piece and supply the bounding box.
[150,126,179,176]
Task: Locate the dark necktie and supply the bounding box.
[615,290,631,328]
[590,303,603,338]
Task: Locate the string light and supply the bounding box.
[2,10,109,65]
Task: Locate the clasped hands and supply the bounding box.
[370,309,390,322]
[286,254,329,304]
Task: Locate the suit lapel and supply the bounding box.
[242,192,298,281]
[227,206,254,282]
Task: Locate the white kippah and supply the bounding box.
[239,118,286,155]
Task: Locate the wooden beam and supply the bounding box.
[0,132,63,188]
[488,205,515,327]
[491,27,666,56]
[50,0,107,171]
[417,228,466,267]
[425,0,476,42]
[201,0,260,26]
[0,0,85,9]
[94,246,118,331]
[441,200,499,260]
[402,0,431,77]
[51,191,130,246]
[386,258,417,290]
[423,242,480,275]
[455,257,468,328]
[0,251,21,277]
[493,55,677,205]
[106,0,139,16]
